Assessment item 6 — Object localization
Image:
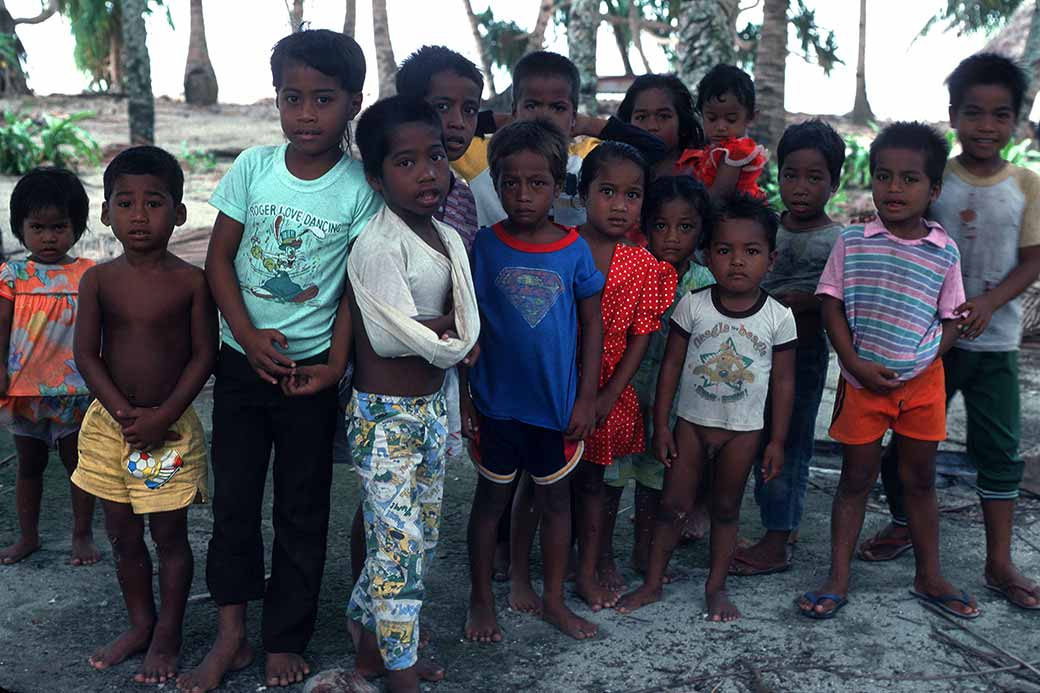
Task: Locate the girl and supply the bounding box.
[570,143,676,610]
[678,64,768,199]
[617,73,705,179]
[601,176,715,585]
[0,168,97,567]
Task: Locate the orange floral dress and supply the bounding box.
[584,245,677,465]
[675,137,768,198]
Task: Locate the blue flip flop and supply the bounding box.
[798,591,848,620]
[909,589,981,620]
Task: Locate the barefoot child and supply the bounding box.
[602,176,715,582]
[617,73,705,178]
[182,29,379,691]
[566,143,676,611]
[732,120,845,576]
[462,120,603,642]
[617,194,796,621]
[72,146,217,682]
[347,96,479,693]
[0,168,98,567]
[798,122,979,620]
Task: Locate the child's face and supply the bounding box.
[370,122,450,223]
[20,207,76,264]
[630,87,680,153]
[779,148,834,223]
[426,70,481,162]
[513,75,576,138]
[951,83,1016,165]
[707,218,774,295]
[276,60,362,158]
[101,174,186,253]
[496,150,560,228]
[648,198,702,269]
[871,147,940,230]
[582,159,645,240]
[702,91,753,144]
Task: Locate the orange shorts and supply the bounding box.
[829,358,946,445]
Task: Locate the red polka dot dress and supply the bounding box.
[585,245,677,466]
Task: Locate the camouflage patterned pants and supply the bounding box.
[346,389,447,671]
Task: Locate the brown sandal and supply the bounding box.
[857,532,912,562]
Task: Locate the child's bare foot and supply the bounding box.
[575,576,618,612]
[508,580,542,614]
[464,600,502,642]
[135,642,178,683]
[492,542,510,582]
[541,599,597,640]
[706,589,740,622]
[0,536,40,564]
[680,506,709,542]
[596,556,627,592]
[89,625,151,670]
[176,631,253,692]
[266,652,310,687]
[631,557,681,584]
[615,584,662,613]
[70,534,101,566]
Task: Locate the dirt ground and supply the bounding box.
[2,96,1040,693]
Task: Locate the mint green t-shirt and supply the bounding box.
[210,144,381,360]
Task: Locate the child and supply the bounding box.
[0,168,98,566]
[678,64,767,199]
[72,146,217,682]
[862,54,1040,609]
[601,175,715,582]
[798,122,979,620]
[453,50,667,228]
[181,29,379,692]
[617,73,706,178]
[461,120,604,642]
[617,194,796,622]
[347,96,479,692]
[731,119,845,576]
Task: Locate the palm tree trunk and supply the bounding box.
[629,0,652,73]
[288,0,303,32]
[343,0,355,36]
[461,0,495,96]
[109,26,123,92]
[121,0,154,144]
[372,0,397,98]
[568,0,599,114]
[1020,0,1040,136]
[526,1,554,54]
[184,0,218,105]
[611,23,634,76]
[753,0,788,149]
[850,0,874,125]
[0,0,58,96]
[676,0,739,91]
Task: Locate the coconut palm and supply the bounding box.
[850,0,874,125]
[344,0,355,36]
[184,0,217,105]
[676,0,740,91]
[0,0,59,95]
[461,0,496,96]
[753,0,788,149]
[287,0,303,32]
[122,0,154,144]
[568,0,599,113]
[373,0,396,97]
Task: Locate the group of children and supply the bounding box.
[1,25,1038,693]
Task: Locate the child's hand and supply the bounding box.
[594,389,619,428]
[118,407,180,451]
[849,210,877,225]
[459,391,479,440]
[761,440,785,482]
[850,357,900,394]
[280,364,339,397]
[462,342,480,367]
[955,296,994,340]
[653,427,678,467]
[241,328,296,385]
[565,396,595,440]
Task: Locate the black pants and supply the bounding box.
[206,346,338,653]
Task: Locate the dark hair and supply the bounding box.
[709,193,779,251]
[695,64,755,116]
[947,52,1028,117]
[641,175,714,240]
[512,51,580,109]
[10,167,89,244]
[617,73,705,150]
[488,120,568,187]
[869,121,950,185]
[578,141,648,198]
[777,119,847,185]
[355,96,444,180]
[396,45,483,100]
[103,146,184,204]
[270,29,366,92]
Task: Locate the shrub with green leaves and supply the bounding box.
[179,141,217,172]
[0,111,101,175]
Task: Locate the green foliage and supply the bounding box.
[179,142,216,173]
[473,6,527,72]
[0,111,101,175]
[841,136,873,190]
[919,0,1023,36]
[0,33,22,67]
[1001,137,1040,172]
[740,0,843,75]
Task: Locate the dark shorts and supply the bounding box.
[471,413,582,486]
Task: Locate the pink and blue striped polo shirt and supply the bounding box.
[816,219,965,387]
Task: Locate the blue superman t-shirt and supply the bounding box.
[469,223,604,431]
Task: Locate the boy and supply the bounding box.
[72,146,217,683]
[732,120,845,575]
[347,96,479,692]
[616,194,796,621]
[461,120,604,641]
[453,50,666,228]
[798,122,979,619]
[862,53,1040,609]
